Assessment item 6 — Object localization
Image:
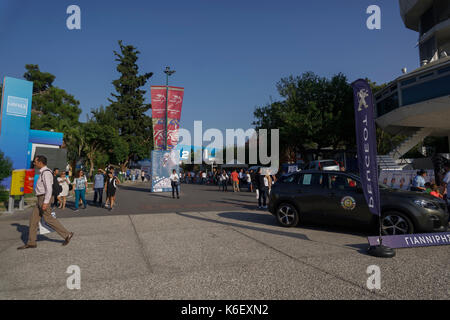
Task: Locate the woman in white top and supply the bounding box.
[170,169,180,199]
[57,171,70,209]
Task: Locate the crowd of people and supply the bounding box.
[411,165,450,202]
[179,168,278,209]
[49,166,121,212]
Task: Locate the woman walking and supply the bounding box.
[72,170,88,211]
[170,169,180,199]
[57,171,70,210]
[105,171,120,211]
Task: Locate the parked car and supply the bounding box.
[304,160,340,171]
[268,170,449,235]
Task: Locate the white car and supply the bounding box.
[304,160,340,171]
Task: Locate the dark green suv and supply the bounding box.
[268,170,449,235]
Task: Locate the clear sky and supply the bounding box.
[0,0,419,143]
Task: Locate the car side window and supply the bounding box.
[328,174,358,190]
[280,174,299,184]
[299,173,323,187]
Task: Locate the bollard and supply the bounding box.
[7,196,15,213]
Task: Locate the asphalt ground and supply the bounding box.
[0,182,449,299]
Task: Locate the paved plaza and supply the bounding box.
[0,182,449,299]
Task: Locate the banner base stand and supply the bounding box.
[367,245,396,258]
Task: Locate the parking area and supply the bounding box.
[0,183,448,299]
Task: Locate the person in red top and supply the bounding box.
[429,184,443,199]
[231,170,240,192]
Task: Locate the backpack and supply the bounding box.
[42,169,62,195]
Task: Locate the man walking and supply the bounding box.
[231,169,240,192]
[18,156,74,250]
[93,168,105,207]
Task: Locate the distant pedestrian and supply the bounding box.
[430,184,443,199]
[231,170,240,192]
[52,168,61,208]
[105,171,120,211]
[72,170,88,211]
[257,168,268,209]
[202,171,207,184]
[141,170,145,182]
[93,169,106,207]
[219,170,228,192]
[170,169,180,199]
[17,155,73,250]
[57,171,70,210]
[246,171,252,192]
[411,170,427,192]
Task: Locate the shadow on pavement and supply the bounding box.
[119,185,151,193]
[176,211,310,241]
[11,223,64,245]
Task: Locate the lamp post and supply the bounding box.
[163,66,176,150]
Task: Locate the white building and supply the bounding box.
[375,0,450,162]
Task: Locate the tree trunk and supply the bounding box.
[89,156,94,179]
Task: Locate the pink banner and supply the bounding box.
[151,86,184,151]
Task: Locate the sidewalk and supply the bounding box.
[0,209,448,300]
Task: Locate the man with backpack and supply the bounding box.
[17,155,74,250]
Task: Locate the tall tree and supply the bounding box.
[107,40,153,171]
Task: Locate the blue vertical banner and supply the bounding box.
[0,77,33,189]
[151,150,180,192]
[351,79,380,216]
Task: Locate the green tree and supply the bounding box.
[23,65,82,131]
[0,150,13,182]
[254,72,355,162]
[107,40,153,171]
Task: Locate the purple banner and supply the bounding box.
[368,232,450,249]
[352,79,380,216]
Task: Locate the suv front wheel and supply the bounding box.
[381,211,414,235]
[276,203,299,227]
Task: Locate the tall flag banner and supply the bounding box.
[352,79,380,216]
[151,86,168,150]
[166,86,184,150]
[151,86,184,151]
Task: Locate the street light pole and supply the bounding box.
[163,66,175,151]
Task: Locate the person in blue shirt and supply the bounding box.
[93,168,106,207]
[411,170,427,192]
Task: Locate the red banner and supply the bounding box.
[151,86,184,151]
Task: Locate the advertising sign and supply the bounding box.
[379,170,435,191]
[151,150,179,192]
[24,169,35,194]
[368,232,450,249]
[10,169,25,196]
[0,77,33,189]
[352,79,380,216]
[151,86,184,151]
[151,86,167,150]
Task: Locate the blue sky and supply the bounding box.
[0,0,419,142]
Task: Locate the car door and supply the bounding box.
[322,173,372,226]
[293,172,328,222]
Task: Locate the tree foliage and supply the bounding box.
[0,150,13,182]
[253,72,355,162]
[106,40,154,170]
